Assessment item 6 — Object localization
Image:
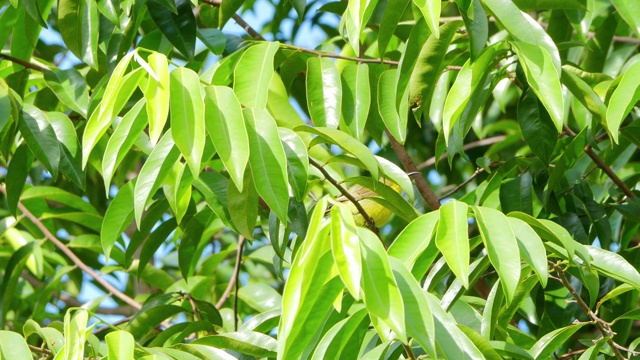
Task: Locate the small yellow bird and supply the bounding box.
[336,178,402,227]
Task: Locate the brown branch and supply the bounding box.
[439,167,484,200]
[231,14,265,41]
[551,262,625,360]
[417,135,507,170]
[309,158,378,233]
[385,130,440,211]
[234,237,245,331]
[562,126,635,199]
[0,185,143,311]
[0,53,50,72]
[215,236,246,309]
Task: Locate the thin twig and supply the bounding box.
[215,236,246,309]
[403,344,417,360]
[231,14,265,41]
[417,135,507,170]
[551,262,625,360]
[562,126,636,199]
[0,53,50,72]
[92,316,135,335]
[0,185,142,311]
[439,168,484,200]
[308,158,378,233]
[385,130,441,211]
[234,237,245,331]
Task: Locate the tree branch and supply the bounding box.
[551,262,625,360]
[385,130,441,211]
[215,236,246,310]
[439,167,484,200]
[562,126,636,199]
[309,158,378,233]
[0,53,50,72]
[417,135,506,170]
[0,185,143,311]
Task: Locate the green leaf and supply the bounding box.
[499,173,533,215]
[163,162,193,224]
[21,186,98,214]
[378,0,411,56]
[44,68,89,117]
[58,0,99,67]
[22,0,47,27]
[413,0,440,38]
[105,331,135,360]
[204,86,249,192]
[472,206,520,303]
[606,61,640,143]
[0,331,32,359]
[297,126,379,179]
[20,104,60,176]
[331,204,362,300]
[457,0,488,61]
[311,308,369,360]
[358,227,406,342]
[388,212,439,270]
[508,218,548,287]
[143,52,170,146]
[101,181,134,259]
[178,208,214,278]
[227,171,259,239]
[63,309,89,360]
[6,144,33,215]
[82,55,142,167]
[238,283,282,312]
[529,323,586,359]
[341,63,370,141]
[147,0,196,60]
[193,172,236,230]
[170,67,205,176]
[483,0,561,71]
[218,0,244,27]
[307,57,342,128]
[134,132,181,225]
[46,112,85,188]
[611,0,640,36]
[517,87,559,164]
[192,332,277,358]
[390,258,436,357]
[102,99,148,191]
[405,20,462,110]
[197,29,226,55]
[234,42,279,109]
[561,66,607,127]
[279,128,309,202]
[512,41,564,131]
[0,243,35,327]
[436,200,470,288]
[378,69,406,143]
[243,108,289,223]
[586,246,640,288]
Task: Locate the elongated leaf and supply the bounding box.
[170,67,205,176]
[234,43,279,109]
[279,128,308,202]
[6,144,33,216]
[102,99,147,191]
[458,0,488,61]
[147,0,196,60]
[47,112,85,188]
[134,132,181,225]
[243,108,289,223]
[586,246,640,288]
[436,200,470,288]
[193,331,277,358]
[204,86,249,192]
[297,126,379,179]
[359,227,406,342]
[612,0,640,36]
[20,104,60,176]
[561,66,607,126]
[508,218,548,287]
[64,309,89,360]
[378,0,411,56]
[101,181,134,258]
[413,0,440,37]
[606,61,640,143]
[228,171,259,239]
[307,57,342,128]
[331,203,362,300]
[144,52,170,145]
[517,88,558,164]
[473,206,520,303]
[44,68,89,117]
[58,0,99,67]
[529,323,586,359]
[388,212,439,270]
[341,63,370,141]
[483,0,561,71]
[106,331,135,360]
[0,331,31,359]
[512,41,564,131]
[378,69,406,143]
[311,308,369,360]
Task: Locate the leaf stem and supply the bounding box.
[0,53,50,72]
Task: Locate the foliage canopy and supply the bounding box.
[1,0,640,358]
